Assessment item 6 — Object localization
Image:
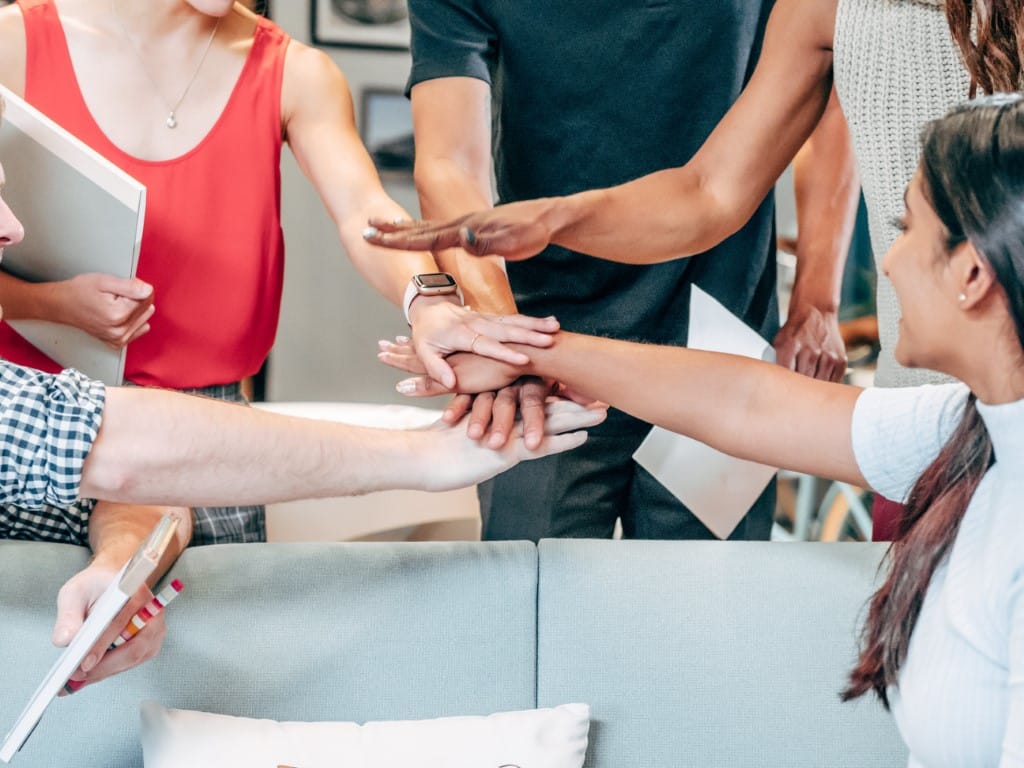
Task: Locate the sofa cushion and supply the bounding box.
[536,540,908,768]
[139,700,589,768]
[0,541,539,768]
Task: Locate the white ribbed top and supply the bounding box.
[851,383,1024,766]
[833,0,971,387]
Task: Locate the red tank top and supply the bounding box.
[2,0,288,388]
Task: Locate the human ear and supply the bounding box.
[951,241,995,310]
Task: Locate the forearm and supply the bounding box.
[80,387,442,505]
[0,272,64,322]
[531,167,751,265]
[789,88,859,313]
[416,159,515,313]
[518,332,864,483]
[86,502,191,582]
[342,193,440,307]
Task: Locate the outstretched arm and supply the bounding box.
[79,384,605,506]
[281,43,556,389]
[365,0,838,265]
[390,332,866,486]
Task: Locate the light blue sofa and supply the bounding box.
[0,540,907,766]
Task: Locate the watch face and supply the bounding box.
[414,273,457,289]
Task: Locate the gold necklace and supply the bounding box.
[110,0,222,129]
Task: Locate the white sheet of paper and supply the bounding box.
[633,285,778,540]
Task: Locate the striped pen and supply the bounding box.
[63,579,184,694]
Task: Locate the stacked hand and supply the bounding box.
[406,296,558,389]
[363,198,558,262]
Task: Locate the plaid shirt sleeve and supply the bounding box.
[0,362,106,511]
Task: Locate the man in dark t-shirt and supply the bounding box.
[405,0,783,541]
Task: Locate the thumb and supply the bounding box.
[420,351,457,390]
[53,583,87,647]
[98,275,154,300]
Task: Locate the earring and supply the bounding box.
[958,293,967,302]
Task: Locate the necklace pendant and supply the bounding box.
[166,113,178,129]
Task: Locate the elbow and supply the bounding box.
[79,452,138,503]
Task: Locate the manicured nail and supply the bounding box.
[395,335,410,344]
[362,227,379,239]
[463,228,476,245]
[82,654,97,672]
[63,679,86,695]
[378,339,391,351]
[396,379,417,394]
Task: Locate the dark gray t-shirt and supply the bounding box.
[408,0,778,347]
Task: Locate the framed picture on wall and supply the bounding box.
[360,88,414,173]
[312,0,411,51]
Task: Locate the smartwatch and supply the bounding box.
[403,272,464,323]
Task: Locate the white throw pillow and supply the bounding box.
[140,700,590,768]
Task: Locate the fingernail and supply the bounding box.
[377,340,392,351]
[396,379,417,394]
[63,679,86,695]
[362,227,379,239]
[82,654,97,672]
[395,335,410,344]
[54,627,72,646]
[392,217,405,225]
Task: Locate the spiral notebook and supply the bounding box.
[0,85,145,384]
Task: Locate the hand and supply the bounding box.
[408,298,558,389]
[52,563,165,694]
[421,398,608,492]
[773,303,847,382]
[55,273,155,348]
[392,351,523,398]
[364,198,558,261]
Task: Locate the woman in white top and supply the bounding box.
[365,0,1023,540]
[363,1,1020,371]
[383,95,1024,766]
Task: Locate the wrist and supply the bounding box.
[406,292,463,324]
[787,283,840,316]
[538,195,583,242]
[402,274,464,324]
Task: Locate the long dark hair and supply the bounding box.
[945,0,1024,95]
[844,94,1024,706]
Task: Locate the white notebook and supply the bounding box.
[0,85,145,384]
[0,515,178,763]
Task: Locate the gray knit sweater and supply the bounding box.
[834,0,970,387]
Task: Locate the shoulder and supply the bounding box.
[852,382,970,502]
[0,3,26,96]
[281,40,351,120]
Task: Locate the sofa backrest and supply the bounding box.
[0,541,539,767]
[536,539,908,767]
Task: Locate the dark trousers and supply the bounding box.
[478,412,775,542]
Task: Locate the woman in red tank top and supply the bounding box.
[0,0,559,542]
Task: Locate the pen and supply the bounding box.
[63,579,184,694]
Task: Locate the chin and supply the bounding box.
[188,0,236,16]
